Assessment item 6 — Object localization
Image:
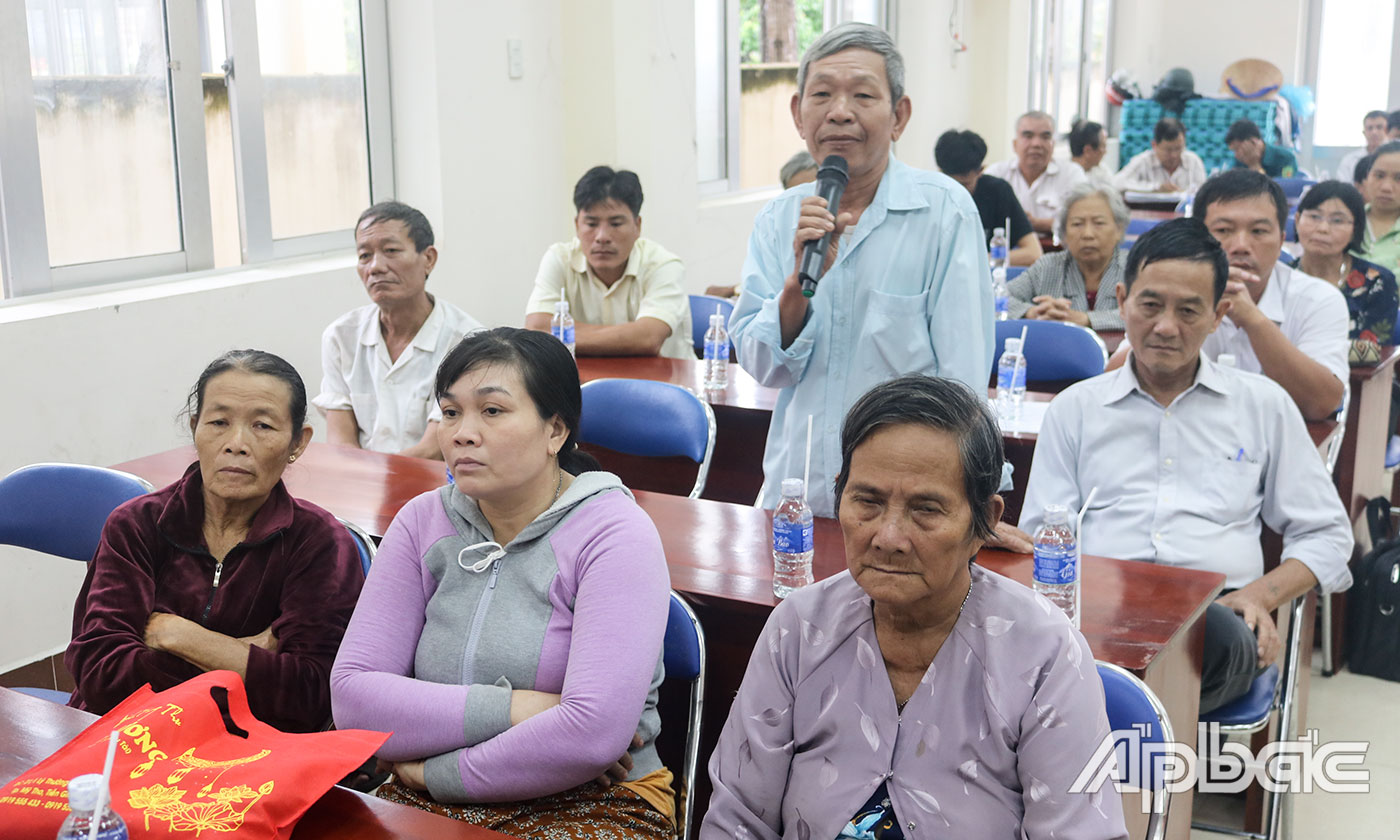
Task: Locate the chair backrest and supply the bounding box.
[1126,217,1161,237]
[1274,177,1315,200]
[688,295,735,355]
[338,518,377,578]
[0,463,153,562]
[662,591,706,840]
[1005,266,1027,281]
[1096,661,1173,840]
[579,379,717,498]
[992,320,1109,384]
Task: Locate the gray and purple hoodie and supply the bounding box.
[330,471,671,804]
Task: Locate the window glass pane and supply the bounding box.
[199,0,241,267]
[1314,0,1395,148]
[696,0,726,183]
[255,0,369,239]
[1052,0,1084,134]
[1082,0,1111,126]
[28,0,181,267]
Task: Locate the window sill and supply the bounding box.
[0,251,353,325]
[698,185,783,212]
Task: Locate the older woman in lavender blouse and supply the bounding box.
[702,375,1127,840]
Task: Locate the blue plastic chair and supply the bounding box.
[662,592,706,840]
[0,463,153,704]
[338,518,377,578]
[579,379,717,498]
[1097,662,1173,840]
[1274,177,1315,201]
[688,295,735,355]
[1192,597,1304,840]
[1126,217,1162,237]
[1005,266,1027,281]
[992,320,1109,384]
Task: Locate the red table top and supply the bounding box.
[114,444,1223,674]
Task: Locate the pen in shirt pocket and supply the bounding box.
[1228,446,1259,464]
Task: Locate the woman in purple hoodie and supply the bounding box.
[331,328,674,839]
[703,375,1128,840]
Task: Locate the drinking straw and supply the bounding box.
[1074,487,1099,631]
[89,729,120,840]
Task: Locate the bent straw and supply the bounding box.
[1074,487,1099,631]
[89,729,120,840]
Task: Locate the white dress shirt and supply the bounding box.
[1019,356,1353,593]
[1338,149,1367,185]
[313,297,482,453]
[985,157,1087,223]
[1120,263,1350,386]
[1112,149,1208,194]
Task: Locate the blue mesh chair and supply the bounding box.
[0,463,153,703]
[688,295,735,355]
[1005,266,1027,281]
[1097,662,1173,840]
[1192,597,1305,840]
[663,592,706,840]
[992,320,1109,385]
[337,518,377,578]
[579,379,716,498]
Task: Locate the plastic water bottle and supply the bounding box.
[550,301,575,357]
[703,311,730,390]
[995,337,1027,425]
[991,266,1010,321]
[988,226,1008,270]
[772,478,814,599]
[57,774,128,840]
[1032,504,1078,624]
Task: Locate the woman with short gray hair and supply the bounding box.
[702,376,1128,840]
[1008,181,1131,330]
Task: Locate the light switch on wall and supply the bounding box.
[507,39,524,79]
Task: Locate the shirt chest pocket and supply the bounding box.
[1189,453,1265,523]
[856,288,935,378]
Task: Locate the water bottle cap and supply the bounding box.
[1041,503,1070,524]
[992,266,1007,280]
[67,773,106,811]
[554,300,569,315]
[992,226,1005,236]
[1003,337,1022,354]
[710,313,725,327]
[781,478,805,498]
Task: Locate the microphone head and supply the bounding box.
[818,155,848,183]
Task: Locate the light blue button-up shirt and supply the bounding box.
[731,155,995,516]
[1018,355,1352,593]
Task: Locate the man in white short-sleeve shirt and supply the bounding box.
[524,166,692,359]
[985,111,1087,234]
[1111,170,1348,420]
[313,202,482,458]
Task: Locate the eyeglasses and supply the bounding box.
[1299,211,1353,228]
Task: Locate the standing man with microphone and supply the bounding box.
[729,22,997,519]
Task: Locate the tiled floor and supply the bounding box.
[1188,662,1400,839]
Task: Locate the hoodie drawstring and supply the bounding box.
[458,540,507,573]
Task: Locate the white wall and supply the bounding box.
[0,0,994,673]
[1112,0,1307,97]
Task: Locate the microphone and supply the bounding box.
[797,155,849,298]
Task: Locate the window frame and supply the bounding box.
[696,0,896,194]
[1026,0,1115,135]
[0,0,393,299]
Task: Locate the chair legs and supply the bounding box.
[1319,593,1333,677]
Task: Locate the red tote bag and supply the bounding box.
[0,671,388,839]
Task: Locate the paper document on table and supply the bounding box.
[988,398,1050,436]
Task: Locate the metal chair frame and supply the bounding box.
[1096,661,1174,840]
[1191,597,1305,840]
[663,592,706,840]
[1318,387,1348,676]
[337,517,378,578]
[579,379,717,499]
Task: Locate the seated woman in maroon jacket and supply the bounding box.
[65,350,364,732]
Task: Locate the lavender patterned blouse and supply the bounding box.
[701,564,1128,840]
